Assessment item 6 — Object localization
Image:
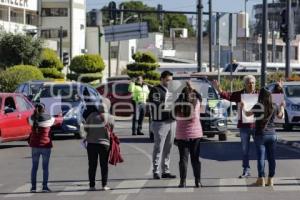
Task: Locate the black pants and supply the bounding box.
[177,138,201,180]
[87,143,110,187]
[132,101,146,133]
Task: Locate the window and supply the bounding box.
[41,8,68,17]
[41,29,67,39]
[113,83,129,95]
[4,97,16,112]
[110,46,118,59]
[16,96,29,112]
[10,8,23,24]
[25,11,38,25]
[0,5,8,21]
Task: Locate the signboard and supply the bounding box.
[212,13,237,46]
[0,0,37,11]
[104,22,148,42]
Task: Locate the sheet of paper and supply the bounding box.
[40,97,62,116]
[241,94,258,123]
[272,94,284,123]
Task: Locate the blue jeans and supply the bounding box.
[31,148,51,188]
[240,128,255,172]
[254,134,277,178]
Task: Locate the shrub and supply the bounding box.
[39,48,63,71]
[0,65,44,92]
[70,54,105,74]
[40,68,64,79]
[67,72,103,83]
[127,63,159,71]
[132,51,157,63]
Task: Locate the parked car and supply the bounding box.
[267,81,300,130]
[33,82,102,138]
[15,80,51,100]
[0,93,34,143]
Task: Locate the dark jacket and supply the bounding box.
[220,89,258,129]
[148,84,174,122]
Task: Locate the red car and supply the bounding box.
[0,93,34,143]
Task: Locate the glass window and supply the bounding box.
[16,84,25,93]
[0,5,8,21]
[41,8,68,17]
[113,83,129,95]
[285,85,300,97]
[10,8,23,24]
[4,97,17,112]
[16,96,29,112]
[41,29,67,39]
[25,11,38,25]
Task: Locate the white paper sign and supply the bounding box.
[40,97,62,116]
[241,94,258,123]
[272,94,284,123]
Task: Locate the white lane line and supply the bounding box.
[57,182,89,196]
[111,180,148,194]
[124,144,153,176]
[165,179,194,193]
[273,177,300,191]
[4,183,32,198]
[219,178,247,192]
[115,194,129,200]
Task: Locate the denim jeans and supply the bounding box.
[239,128,255,172]
[31,148,51,188]
[132,102,146,133]
[254,134,277,178]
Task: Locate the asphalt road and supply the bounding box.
[0,120,300,200]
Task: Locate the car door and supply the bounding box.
[15,95,34,138]
[112,82,132,116]
[0,96,22,141]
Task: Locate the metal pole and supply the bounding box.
[229,13,233,93]
[216,12,221,83]
[271,0,275,62]
[197,0,203,72]
[108,41,111,78]
[244,0,247,62]
[208,0,213,72]
[68,0,73,75]
[261,0,268,87]
[285,0,291,79]
[59,26,63,61]
[116,4,124,75]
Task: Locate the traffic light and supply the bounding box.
[63,52,69,66]
[108,1,117,21]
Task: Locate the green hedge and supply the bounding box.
[126,70,145,78]
[39,48,63,71]
[0,65,44,92]
[126,62,159,71]
[70,54,105,74]
[67,72,103,83]
[40,68,64,79]
[143,70,160,80]
[132,51,157,63]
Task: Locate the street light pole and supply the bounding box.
[285,0,291,79]
[261,0,268,87]
[208,0,212,72]
[244,0,247,62]
[197,0,203,72]
[116,3,124,76]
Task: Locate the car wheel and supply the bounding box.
[206,134,215,138]
[75,122,86,139]
[218,133,227,141]
[282,111,293,131]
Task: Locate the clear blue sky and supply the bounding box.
[86,0,264,17]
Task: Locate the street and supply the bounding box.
[0,120,300,200]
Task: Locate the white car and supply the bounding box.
[267,81,300,130]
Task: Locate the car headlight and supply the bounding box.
[291,104,300,111]
[64,108,79,120]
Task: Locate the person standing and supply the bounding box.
[128,75,150,135]
[84,105,114,191]
[174,81,203,188]
[149,71,176,180]
[212,75,257,178]
[28,103,55,193]
[242,88,284,186]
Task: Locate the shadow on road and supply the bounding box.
[0,144,27,149]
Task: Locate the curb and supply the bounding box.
[277,139,300,150]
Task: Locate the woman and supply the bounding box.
[174,81,203,188]
[242,88,284,187]
[28,103,55,193]
[84,105,114,191]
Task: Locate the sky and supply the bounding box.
[86,0,264,18]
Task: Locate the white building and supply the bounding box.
[39,0,86,59]
[0,0,38,34]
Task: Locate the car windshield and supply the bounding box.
[34,84,80,102]
[285,85,300,97]
[30,83,44,96]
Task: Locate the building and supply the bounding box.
[0,0,38,34]
[39,0,86,61]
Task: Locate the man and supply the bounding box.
[212,75,257,178]
[128,75,150,135]
[148,71,176,180]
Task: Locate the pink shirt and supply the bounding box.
[175,100,203,140]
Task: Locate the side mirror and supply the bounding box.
[4,107,14,114]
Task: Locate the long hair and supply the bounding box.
[175,82,202,118]
[257,87,274,128]
[32,103,45,130]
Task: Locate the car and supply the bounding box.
[266,81,300,131]
[0,93,34,143]
[15,80,52,100]
[33,82,102,138]
[148,75,229,141]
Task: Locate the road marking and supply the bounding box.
[57,182,89,196]
[219,178,248,192]
[111,180,148,194]
[273,177,300,191]
[124,144,153,176]
[165,179,194,193]
[115,194,129,200]
[4,183,32,198]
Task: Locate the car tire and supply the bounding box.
[206,134,215,138]
[218,133,227,141]
[282,111,293,131]
[75,122,86,139]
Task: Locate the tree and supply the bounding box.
[39,48,64,79]
[126,51,160,86]
[0,33,43,69]
[68,54,105,83]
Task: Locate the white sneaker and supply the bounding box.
[102,186,110,191]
